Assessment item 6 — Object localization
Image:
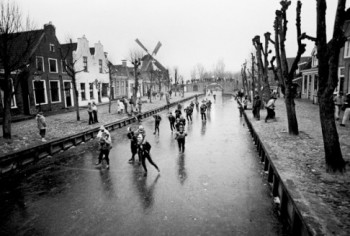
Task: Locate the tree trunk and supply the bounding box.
[72,77,80,121]
[134,66,139,104]
[2,86,12,139]
[316,0,346,172]
[284,85,299,135]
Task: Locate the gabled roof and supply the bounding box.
[114,64,134,78]
[60,43,78,60]
[0,29,45,70]
[286,57,310,70]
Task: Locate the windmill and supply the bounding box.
[135,39,169,92]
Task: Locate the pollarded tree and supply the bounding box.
[312,0,347,172]
[129,50,143,103]
[272,0,307,135]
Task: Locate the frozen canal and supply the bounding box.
[0,94,287,235]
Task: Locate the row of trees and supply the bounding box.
[190,59,236,82]
[243,0,347,172]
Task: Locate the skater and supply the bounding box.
[184,105,193,122]
[175,124,187,153]
[153,114,162,135]
[200,101,207,121]
[213,93,216,101]
[243,96,248,110]
[195,100,199,110]
[123,97,128,114]
[175,106,182,119]
[127,127,139,163]
[265,96,277,122]
[96,126,112,169]
[92,102,99,123]
[206,99,212,111]
[87,102,94,125]
[137,133,160,177]
[36,111,47,142]
[168,112,176,132]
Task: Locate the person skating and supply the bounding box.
[206,99,212,111]
[36,111,47,142]
[265,96,277,123]
[195,100,199,110]
[168,112,176,132]
[175,124,187,153]
[175,106,182,119]
[92,102,99,123]
[96,126,112,169]
[87,102,94,125]
[184,105,193,122]
[137,133,160,177]
[127,127,139,163]
[153,114,162,135]
[200,101,207,121]
[213,93,216,101]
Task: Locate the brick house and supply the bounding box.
[61,36,110,107]
[0,22,74,116]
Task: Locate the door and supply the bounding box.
[64,81,72,107]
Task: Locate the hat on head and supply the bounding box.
[138,125,144,130]
[100,125,105,130]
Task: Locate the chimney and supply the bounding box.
[122,60,127,67]
[43,21,56,36]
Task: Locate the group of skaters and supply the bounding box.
[121,95,213,176]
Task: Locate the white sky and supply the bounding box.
[15,0,350,79]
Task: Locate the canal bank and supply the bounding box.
[237,97,350,236]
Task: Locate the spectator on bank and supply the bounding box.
[36,112,47,142]
[119,100,125,114]
[123,97,128,114]
[334,92,344,121]
[253,95,262,120]
[265,96,277,123]
[87,102,94,125]
[92,102,98,123]
[340,93,350,127]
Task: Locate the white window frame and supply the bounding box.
[32,80,48,105]
[48,58,58,73]
[83,56,88,72]
[49,44,55,52]
[99,59,103,73]
[49,80,61,103]
[344,40,350,58]
[61,60,67,74]
[80,83,87,101]
[36,56,45,72]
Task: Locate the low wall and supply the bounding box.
[0,94,202,179]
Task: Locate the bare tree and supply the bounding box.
[241,62,249,96]
[173,66,179,96]
[0,1,37,139]
[190,67,196,82]
[214,58,225,79]
[196,63,205,81]
[309,0,347,172]
[60,39,85,121]
[105,59,117,113]
[129,50,143,103]
[272,0,307,135]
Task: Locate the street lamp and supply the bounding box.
[33,71,42,111]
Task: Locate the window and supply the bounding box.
[48,58,58,73]
[89,83,94,99]
[83,56,88,72]
[344,40,350,58]
[33,80,47,105]
[36,57,44,72]
[50,44,55,52]
[80,83,86,100]
[0,78,17,108]
[99,59,103,73]
[102,83,108,97]
[50,81,60,103]
[61,60,67,73]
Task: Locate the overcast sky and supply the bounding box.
[15,0,349,79]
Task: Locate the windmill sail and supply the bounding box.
[152,41,162,55]
[135,38,149,53]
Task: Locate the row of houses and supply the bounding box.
[0,22,168,117]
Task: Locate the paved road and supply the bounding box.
[0,93,287,236]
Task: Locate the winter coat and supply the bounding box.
[36,114,46,130]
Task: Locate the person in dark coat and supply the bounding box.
[127,127,139,163]
[153,114,162,135]
[168,112,176,132]
[137,134,160,177]
[175,124,187,153]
